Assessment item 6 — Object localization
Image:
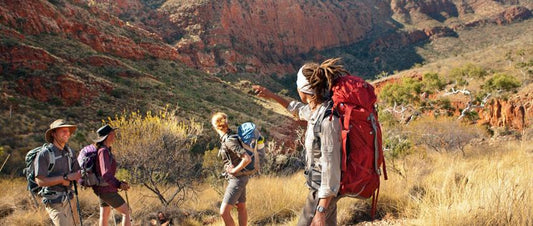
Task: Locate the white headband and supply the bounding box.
[296,66,315,95]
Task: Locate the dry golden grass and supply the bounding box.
[183,173,307,225]
[0,179,50,225]
[1,139,531,225]
[378,139,533,226]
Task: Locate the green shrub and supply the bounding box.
[379,78,423,105]
[384,133,412,160]
[48,97,63,106]
[484,73,521,92]
[436,98,453,111]
[422,72,445,93]
[450,63,487,79]
[449,63,487,85]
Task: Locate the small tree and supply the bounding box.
[484,73,521,92]
[422,72,445,94]
[107,109,203,206]
[379,78,423,105]
[407,117,483,155]
[449,63,487,85]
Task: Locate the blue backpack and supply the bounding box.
[237,122,265,173]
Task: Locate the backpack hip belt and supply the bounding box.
[40,190,71,204]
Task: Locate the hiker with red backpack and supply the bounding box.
[211,112,253,226]
[91,124,132,226]
[32,119,82,226]
[253,58,387,225]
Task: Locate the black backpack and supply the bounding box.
[23,144,56,195]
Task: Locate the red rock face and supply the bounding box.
[3,0,524,76]
[15,77,51,102]
[57,74,92,105]
[165,0,393,74]
[14,73,112,106]
[494,6,532,24]
[0,0,181,61]
[478,87,533,130]
[0,45,56,71]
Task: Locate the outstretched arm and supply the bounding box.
[252,85,290,108]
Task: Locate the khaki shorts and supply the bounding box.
[98,192,126,208]
[222,176,249,205]
[296,190,340,226]
[45,199,78,226]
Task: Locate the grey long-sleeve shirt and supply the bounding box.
[287,101,342,198]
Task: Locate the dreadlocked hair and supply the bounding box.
[301,58,348,103]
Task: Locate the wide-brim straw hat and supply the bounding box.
[45,119,77,143]
[93,124,117,143]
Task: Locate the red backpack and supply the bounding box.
[318,75,388,218]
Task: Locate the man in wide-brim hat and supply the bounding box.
[44,119,77,143]
[35,119,82,226]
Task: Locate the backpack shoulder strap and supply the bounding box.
[313,101,337,136]
[66,146,74,172]
[42,144,56,174]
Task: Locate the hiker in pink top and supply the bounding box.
[93,124,132,226]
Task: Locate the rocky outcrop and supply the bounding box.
[368,26,458,52]
[457,6,532,28]
[478,85,533,130]
[0,45,57,71]
[14,73,113,106]
[391,0,460,23]
[0,0,180,61]
[152,0,529,75]
[373,75,533,130]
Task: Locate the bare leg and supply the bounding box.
[236,202,247,226]
[99,206,111,226]
[220,202,235,226]
[114,203,131,226]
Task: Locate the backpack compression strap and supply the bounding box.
[315,101,346,172]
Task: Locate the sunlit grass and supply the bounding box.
[1,139,532,225]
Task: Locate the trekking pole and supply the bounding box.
[125,190,133,223]
[112,208,117,226]
[0,154,11,172]
[29,192,40,208]
[65,186,77,226]
[73,181,83,226]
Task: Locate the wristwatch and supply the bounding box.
[316,205,327,213]
[63,173,69,181]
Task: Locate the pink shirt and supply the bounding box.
[93,145,121,193]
